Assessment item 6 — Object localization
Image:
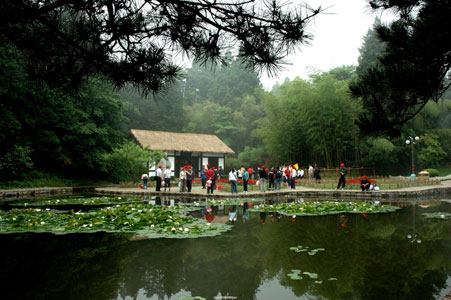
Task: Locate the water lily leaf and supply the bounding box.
[288,274,303,280]
[314,280,323,284]
[421,212,451,219]
[290,269,301,274]
[328,278,338,281]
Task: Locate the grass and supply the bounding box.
[0,176,111,190]
[437,163,451,177]
[215,177,442,192]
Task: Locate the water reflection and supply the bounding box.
[0,199,450,300]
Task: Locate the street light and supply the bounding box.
[405,136,419,178]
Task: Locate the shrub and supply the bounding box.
[425,168,440,177]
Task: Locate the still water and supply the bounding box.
[1,196,450,300]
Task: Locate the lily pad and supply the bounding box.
[249,200,400,216]
[0,204,232,239]
[302,272,318,279]
[421,212,451,219]
[328,278,338,281]
[314,280,323,284]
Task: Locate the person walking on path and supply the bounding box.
[163,166,171,192]
[229,168,238,194]
[242,168,249,192]
[186,165,193,192]
[205,165,215,194]
[155,165,162,191]
[336,163,347,190]
[259,165,267,192]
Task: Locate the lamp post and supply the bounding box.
[405,136,419,178]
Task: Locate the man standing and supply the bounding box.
[259,165,267,192]
[336,163,347,190]
[163,166,171,192]
[155,164,162,191]
[205,165,215,194]
[186,165,193,192]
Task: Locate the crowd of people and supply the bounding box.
[143,162,374,193]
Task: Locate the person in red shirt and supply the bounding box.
[204,165,215,194]
[248,167,254,181]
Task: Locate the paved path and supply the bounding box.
[95,179,451,200]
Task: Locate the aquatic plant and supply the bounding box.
[0,204,231,239]
[421,212,451,219]
[11,196,145,207]
[249,201,399,216]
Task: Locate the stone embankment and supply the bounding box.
[0,187,73,200]
[2,180,450,201]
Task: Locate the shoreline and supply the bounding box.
[1,180,450,201]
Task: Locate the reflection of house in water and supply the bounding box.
[131,129,234,177]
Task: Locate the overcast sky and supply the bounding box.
[259,0,395,90]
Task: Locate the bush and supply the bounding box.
[425,168,440,177]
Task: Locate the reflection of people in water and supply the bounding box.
[242,202,249,223]
[229,205,238,223]
[260,212,267,224]
[205,206,215,223]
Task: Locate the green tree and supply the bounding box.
[417,133,447,169]
[0,0,322,93]
[0,43,128,181]
[102,142,162,183]
[351,1,451,136]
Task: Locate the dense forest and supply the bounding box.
[1,0,450,185]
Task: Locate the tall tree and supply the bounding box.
[0,43,127,180]
[351,1,451,136]
[0,0,322,93]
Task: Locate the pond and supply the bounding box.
[0,195,450,300]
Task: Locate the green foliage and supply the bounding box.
[248,201,400,216]
[0,145,33,178]
[0,203,232,238]
[102,141,157,183]
[417,133,447,169]
[0,43,129,182]
[424,168,439,177]
[0,1,321,94]
[351,2,451,136]
[359,137,398,172]
[259,70,361,167]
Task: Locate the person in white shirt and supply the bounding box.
[298,168,304,179]
[155,165,162,191]
[291,166,297,189]
[308,165,314,182]
[163,166,172,191]
[229,168,238,194]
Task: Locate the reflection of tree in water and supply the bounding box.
[0,233,132,300]
[255,204,451,300]
[117,220,266,300]
[1,202,450,300]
